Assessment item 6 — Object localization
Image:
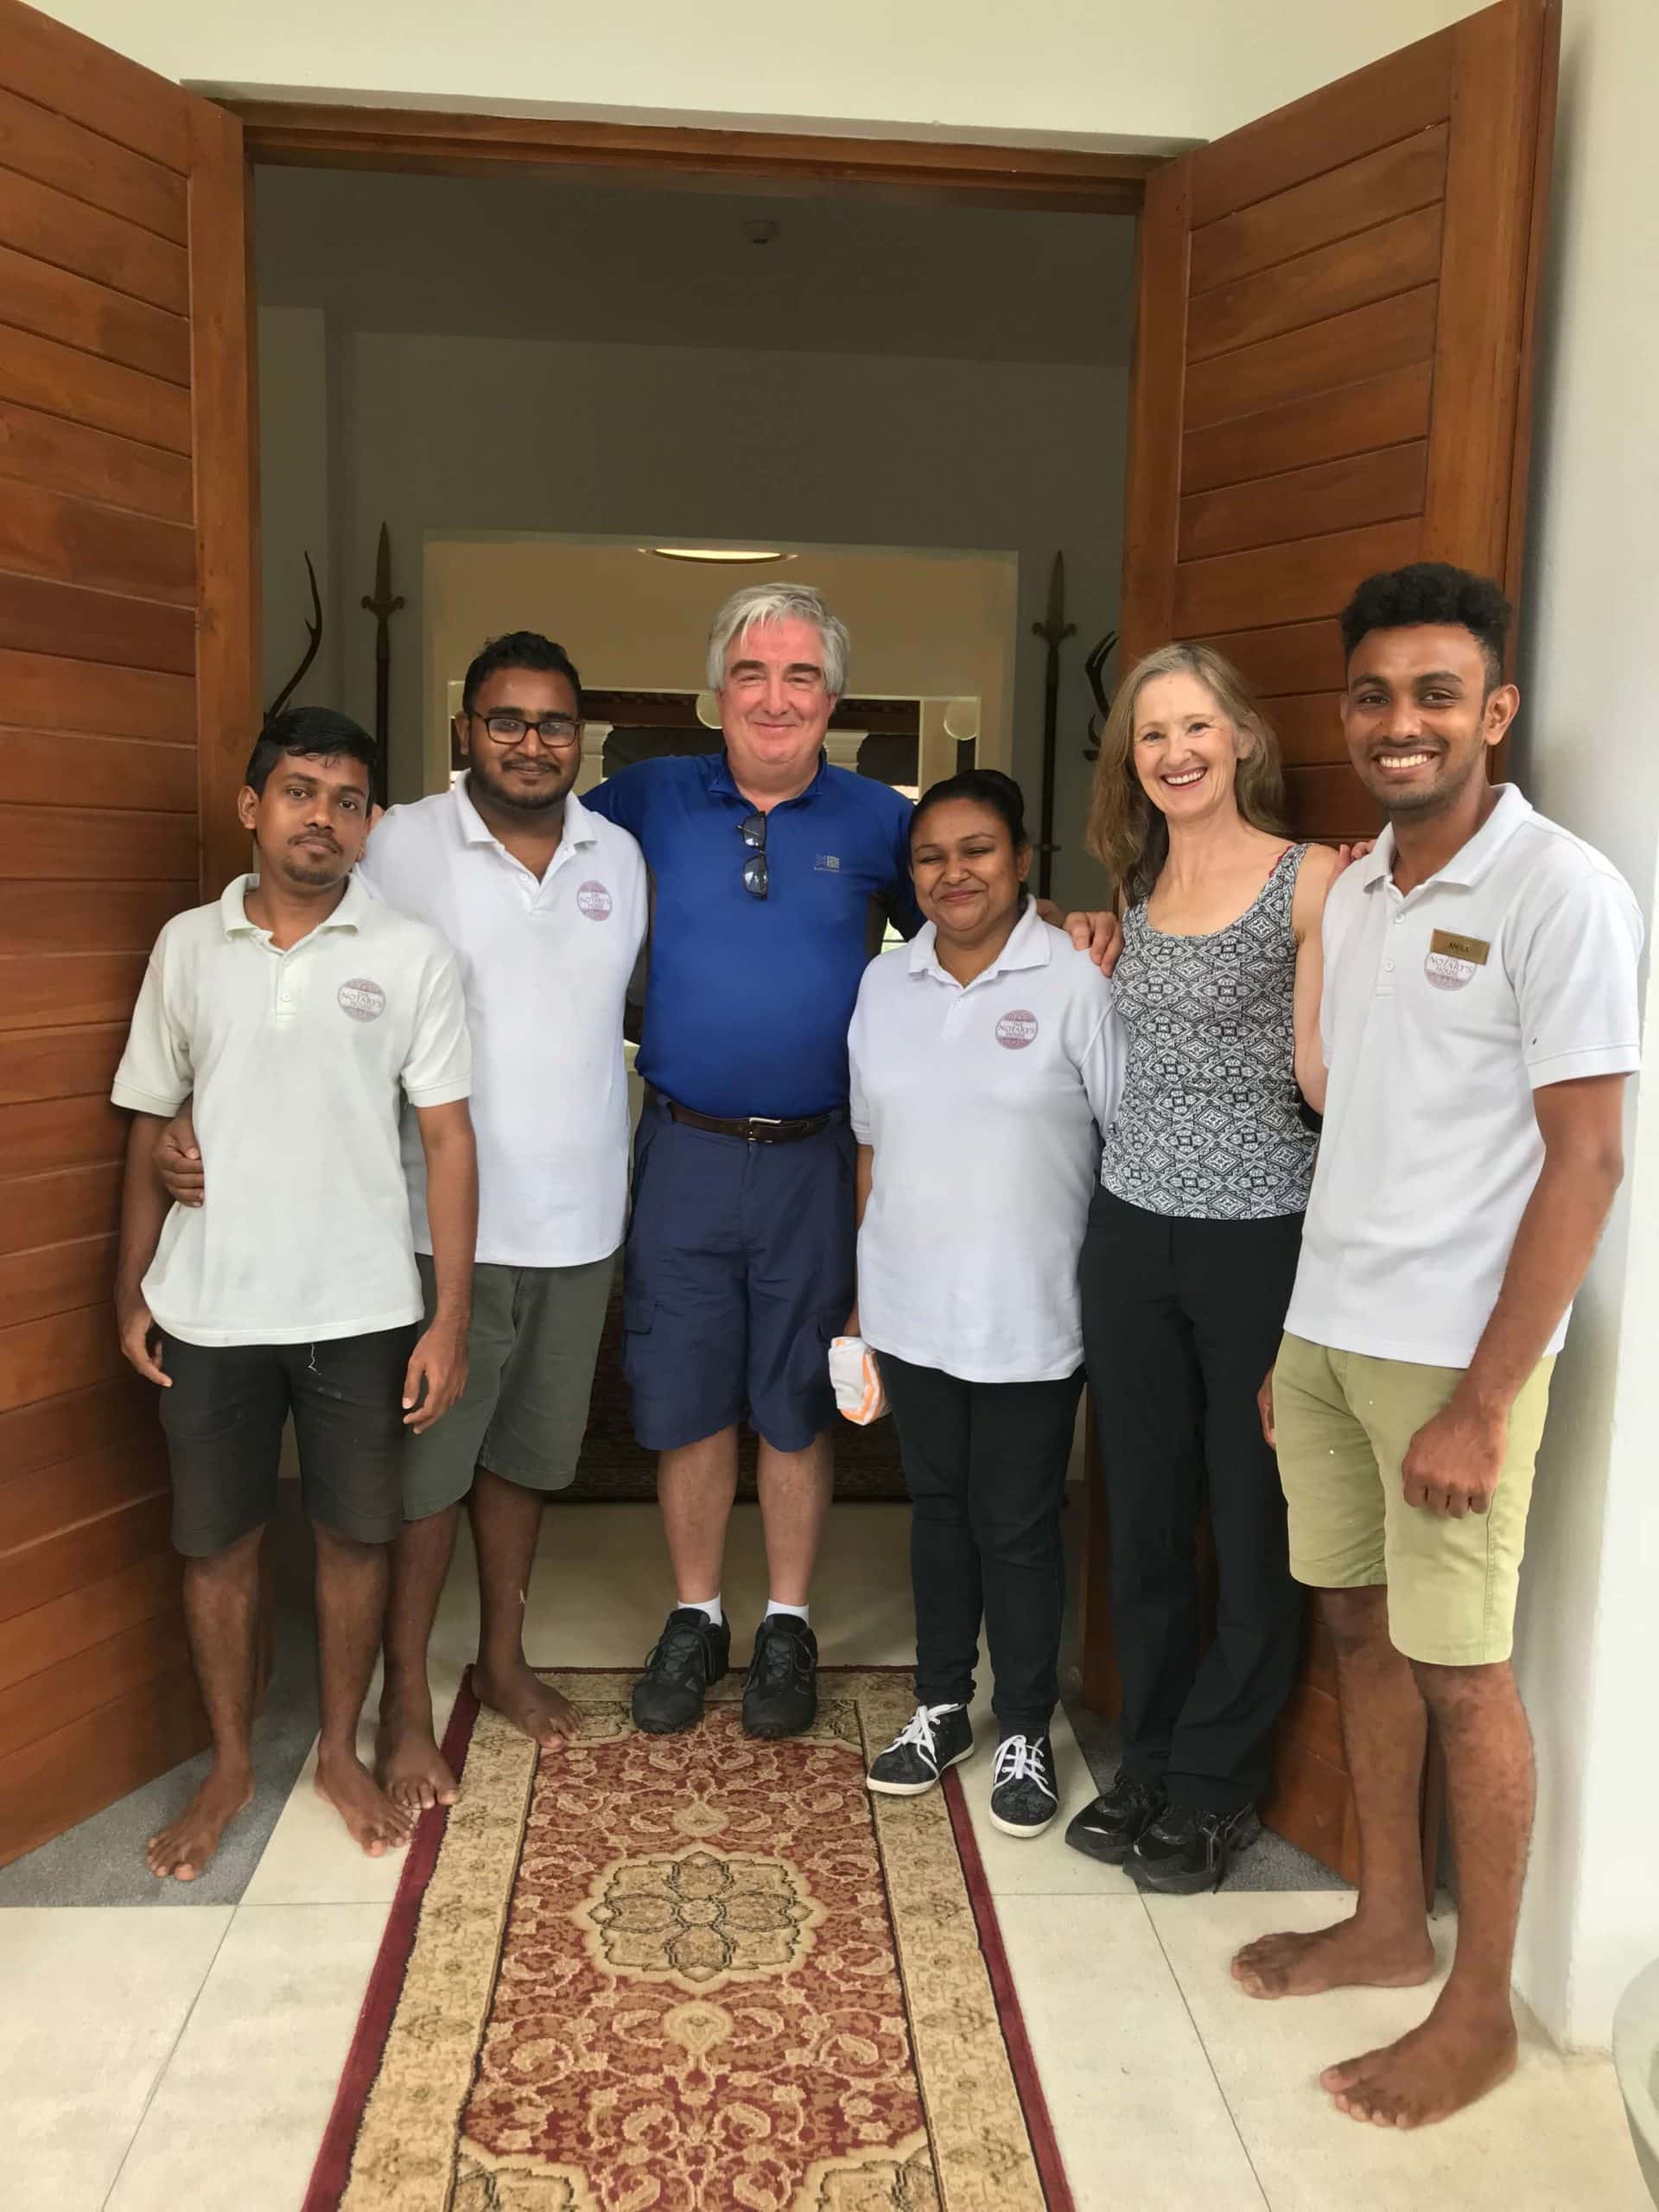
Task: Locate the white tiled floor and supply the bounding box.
[7,1503,1648,2211]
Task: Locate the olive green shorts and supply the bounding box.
[403,1250,617,1521]
[1272,1332,1554,1667]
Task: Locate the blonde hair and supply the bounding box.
[1085,641,1286,906]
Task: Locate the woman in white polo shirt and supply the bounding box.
[848,771,1122,1839]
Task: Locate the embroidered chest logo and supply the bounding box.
[813,854,842,874]
[995,1008,1039,1050]
[338,977,387,1022]
[576,880,613,921]
[1424,929,1491,993]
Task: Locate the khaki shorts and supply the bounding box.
[403,1250,616,1520]
[1272,1332,1554,1667]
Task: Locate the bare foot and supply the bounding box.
[147,1764,255,1880]
[375,1697,459,1815]
[1322,1998,1519,2126]
[315,1745,413,1856]
[1231,1915,1437,1999]
[474,1655,582,1751]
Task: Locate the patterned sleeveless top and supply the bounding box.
[1100,842,1317,1221]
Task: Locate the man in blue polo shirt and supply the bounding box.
[586,583,1113,1742]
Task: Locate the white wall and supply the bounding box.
[297,325,1126,907]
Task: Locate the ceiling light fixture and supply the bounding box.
[645,547,798,564]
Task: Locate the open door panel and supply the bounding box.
[0,0,257,1866]
[1084,0,1558,1880]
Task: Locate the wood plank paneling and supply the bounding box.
[1259,691,1345,767]
[0,1429,167,1557]
[0,1090,124,1173]
[1190,126,1448,295]
[0,1165,124,1257]
[0,164,188,314]
[1174,518,1422,635]
[0,802,195,880]
[0,953,149,1033]
[0,1300,124,1414]
[1273,1675,1346,1770]
[0,876,193,950]
[1262,1737,1359,1885]
[1189,203,1443,364]
[0,321,192,454]
[0,1231,117,1328]
[1203,619,1350,696]
[0,1610,185,1758]
[0,398,194,524]
[0,240,189,384]
[0,1491,171,1624]
[1184,284,1439,432]
[0,1020,128,1103]
[0,480,194,603]
[0,1548,179,1694]
[1117,162,1191,664]
[1186,29,1451,225]
[1283,763,1382,839]
[0,83,188,244]
[0,1659,207,1869]
[0,570,196,674]
[0,729,195,813]
[1180,442,1428,562]
[0,1370,155,1480]
[0,3,190,174]
[0,647,194,741]
[1183,362,1433,495]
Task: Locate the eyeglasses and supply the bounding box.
[471,712,584,748]
[739,809,768,899]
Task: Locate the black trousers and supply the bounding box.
[1080,1187,1304,1815]
[878,1351,1084,1739]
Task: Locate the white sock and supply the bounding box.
[766,1599,810,1626]
[683,1596,722,1627]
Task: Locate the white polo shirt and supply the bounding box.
[1286,785,1643,1368]
[111,875,471,1348]
[848,904,1123,1383]
[358,779,647,1268]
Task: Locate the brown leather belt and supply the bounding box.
[664,1097,834,1145]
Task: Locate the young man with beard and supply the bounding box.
[115,709,475,1877]
[1232,565,1642,2128]
[156,639,646,1812]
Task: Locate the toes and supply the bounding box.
[435,1783,459,1807]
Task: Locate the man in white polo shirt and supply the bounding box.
[114,708,476,1882]
[1231,565,1643,2132]
[355,632,645,1807]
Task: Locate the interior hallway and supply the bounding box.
[5,1499,1644,2210]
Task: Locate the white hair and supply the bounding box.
[705,583,849,696]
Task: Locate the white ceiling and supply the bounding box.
[253,165,1136,368]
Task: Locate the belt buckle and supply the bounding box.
[747,1116,784,1144]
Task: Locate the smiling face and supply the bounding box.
[911,796,1031,945]
[717,614,836,787]
[457,664,583,817]
[238,750,372,889]
[1131,670,1251,825]
[1340,623,1517,821]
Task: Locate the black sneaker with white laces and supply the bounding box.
[1129,1802,1261,1894]
[988,1732,1058,1838]
[742,1614,818,1738]
[1065,1770,1167,1866]
[866,1703,976,1796]
[631,1607,731,1735]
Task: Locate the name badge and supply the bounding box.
[1424,929,1490,992]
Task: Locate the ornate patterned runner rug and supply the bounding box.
[305,1669,1072,2212]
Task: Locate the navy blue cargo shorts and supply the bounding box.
[623,1093,856,1453]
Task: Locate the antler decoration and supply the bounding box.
[1081,628,1118,761]
[264,553,324,723]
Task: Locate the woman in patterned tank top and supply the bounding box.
[1065,643,1341,1896]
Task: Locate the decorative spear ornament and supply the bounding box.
[1032,550,1077,900]
[360,522,404,807]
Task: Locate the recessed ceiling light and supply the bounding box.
[644,547,798,564]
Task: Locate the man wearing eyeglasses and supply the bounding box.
[156,632,646,1813]
[584,583,1118,1745]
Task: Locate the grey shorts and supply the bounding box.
[403,1250,617,1520]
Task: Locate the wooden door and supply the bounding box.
[0,0,256,1866]
[1081,0,1558,1880]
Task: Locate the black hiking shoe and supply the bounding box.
[1130,1802,1261,1894]
[631,1608,731,1735]
[988,1732,1059,1838]
[741,1614,818,1738]
[1065,1770,1168,1866]
[866,1703,976,1796]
